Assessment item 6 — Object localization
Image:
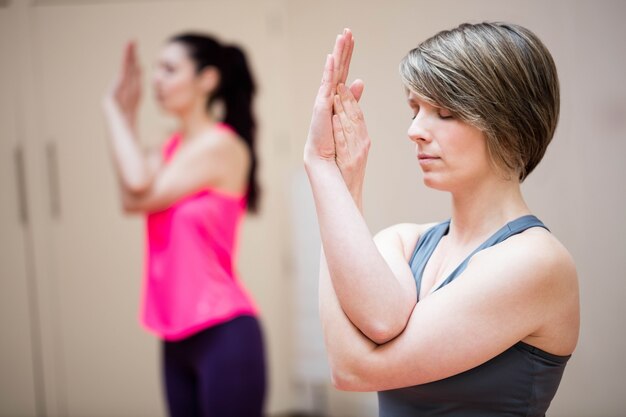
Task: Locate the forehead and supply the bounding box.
[405,89,433,107]
[406,90,420,102]
[158,42,192,64]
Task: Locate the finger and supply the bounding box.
[334,91,356,149]
[333,91,345,119]
[339,29,354,84]
[318,54,334,100]
[127,41,136,64]
[339,83,367,150]
[129,67,140,95]
[349,79,365,103]
[331,34,345,89]
[129,42,141,78]
[126,46,138,92]
[129,41,137,70]
[122,41,134,80]
[338,83,362,122]
[337,84,363,125]
[132,51,142,83]
[337,29,350,84]
[332,114,348,160]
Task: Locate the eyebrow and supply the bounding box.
[157,59,175,66]
[406,97,421,106]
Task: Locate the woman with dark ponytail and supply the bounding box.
[102,33,265,416]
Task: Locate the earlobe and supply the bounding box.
[200,66,220,95]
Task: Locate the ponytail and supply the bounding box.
[169,33,261,213]
[215,45,260,213]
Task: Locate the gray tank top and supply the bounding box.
[378,215,570,417]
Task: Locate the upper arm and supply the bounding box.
[343,232,576,391]
[372,223,432,302]
[123,131,248,213]
[144,147,162,180]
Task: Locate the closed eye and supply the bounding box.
[438,108,454,120]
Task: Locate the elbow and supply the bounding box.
[329,364,363,392]
[331,371,352,391]
[121,202,140,215]
[362,320,405,345]
[346,302,413,345]
[123,178,150,195]
[329,357,378,392]
[365,326,398,345]
[119,181,151,214]
[120,192,144,215]
[326,350,374,392]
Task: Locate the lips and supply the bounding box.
[418,153,438,160]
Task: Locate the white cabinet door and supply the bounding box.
[0,6,40,417]
[31,3,164,416]
[30,1,292,416]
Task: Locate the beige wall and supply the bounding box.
[1,0,624,416]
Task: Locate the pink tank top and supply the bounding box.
[142,129,257,341]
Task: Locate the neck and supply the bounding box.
[447,174,530,245]
[178,104,216,141]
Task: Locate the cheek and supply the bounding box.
[164,77,185,95]
[165,78,197,103]
[460,134,491,173]
[443,127,486,164]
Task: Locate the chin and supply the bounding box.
[422,174,446,191]
[158,103,182,117]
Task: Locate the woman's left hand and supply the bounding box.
[333,81,370,205]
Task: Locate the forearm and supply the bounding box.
[119,185,153,214]
[344,175,364,213]
[319,252,377,391]
[307,159,414,343]
[102,98,151,193]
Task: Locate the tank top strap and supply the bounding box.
[431,214,549,293]
[409,220,451,299]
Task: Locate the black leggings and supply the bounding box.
[161,315,266,417]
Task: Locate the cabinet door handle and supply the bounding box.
[46,141,61,219]
[14,145,29,225]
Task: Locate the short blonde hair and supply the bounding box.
[400,22,559,181]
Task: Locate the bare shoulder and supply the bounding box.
[196,126,250,163]
[479,227,577,285]
[172,126,250,193]
[468,227,579,353]
[375,222,440,261]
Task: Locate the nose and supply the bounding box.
[407,112,431,144]
[152,72,161,89]
[153,67,166,88]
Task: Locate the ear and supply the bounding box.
[198,66,221,95]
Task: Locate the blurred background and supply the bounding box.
[1,0,625,416]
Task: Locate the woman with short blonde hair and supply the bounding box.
[304,23,578,416]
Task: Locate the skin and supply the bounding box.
[304,30,580,391]
[102,40,250,214]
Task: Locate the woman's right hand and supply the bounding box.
[304,30,363,165]
[104,41,142,125]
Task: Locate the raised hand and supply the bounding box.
[333,29,364,101]
[304,29,363,164]
[332,82,370,205]
[105,41,142,127]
